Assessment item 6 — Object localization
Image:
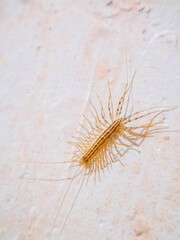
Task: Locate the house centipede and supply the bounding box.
[23,70,176,240]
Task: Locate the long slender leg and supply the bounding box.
[99,147,109,173]
[21,160,73,164]
[78,122,94,137]
[126,121,163,130]
[111,151,124,166]
[98,150,104,171]
[86,168,93,186]
[103,145,112,173]
[115,134,139,152]
[77,130,90,140]
[24,167,84,183]
[116,138,140,153]
[104,146,111,170]
[123,121,154,147]
[124,107,175,125]
[124,110,163,125]
[68,141,83,152]
[125,128,150,138]
[125,110,166,140]
[82,114,99,135]
[93,162,97,184]
[111,139,124,166]
[116,71,136,119]
[107,80,114,122]
[90,107,104,132]
[90,100,105,128]
[65,164,81,171]
[110,134,135,161]
[123,127,148,146]
[89,166,94,178]
[108,143,116,167]
[108,144,117,167]
[115,83,128,118]
[125,106,177,122]
[100,146,108,171]
[124,125,164,139]
[72,135,85,143]
[97,94,110,125]
[94,156,100,182]
[68,140,82,147]
[105,146,112,168]
[124,71,136,118]
[49,167,83,240]
[116,136,133,148]
[146,125,169,135]
[57,175,85,240]
[97,156,101,182]
[125,107,160,122]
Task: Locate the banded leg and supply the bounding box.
[107,80,114,122]
[97,94,110,126]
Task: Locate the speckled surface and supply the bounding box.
[0,1,180,240]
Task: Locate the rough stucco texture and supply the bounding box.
[0,1,180,240]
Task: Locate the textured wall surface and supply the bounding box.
[0,1,180,240]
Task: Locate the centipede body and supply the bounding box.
[68,71,170,184]
[23,70,175,240]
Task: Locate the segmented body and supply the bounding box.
[81,119,123,165]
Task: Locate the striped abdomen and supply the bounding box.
[81,119,124,167]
